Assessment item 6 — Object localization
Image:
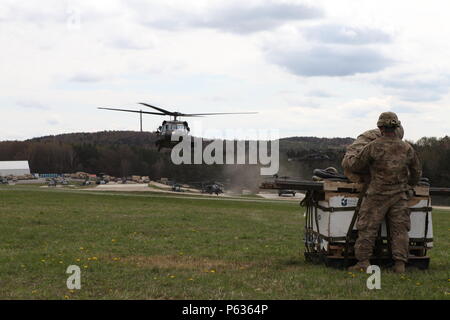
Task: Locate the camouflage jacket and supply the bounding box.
[345,125,403,158]
[345,129,381,158]
[350,135,422,195]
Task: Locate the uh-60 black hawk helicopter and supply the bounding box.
[98,102,256,151]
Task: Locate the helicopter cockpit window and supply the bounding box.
[177,124,185,130]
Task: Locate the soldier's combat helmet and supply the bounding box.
[377,111,401,128]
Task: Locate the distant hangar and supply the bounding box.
[0,161,30,176]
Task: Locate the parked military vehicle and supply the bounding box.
[202,183,224,195]
[278,189,296,197]
[48,178,57,187]
[171,183,183,192]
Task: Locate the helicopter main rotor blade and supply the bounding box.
[98,107,165,116]
[138,103,258,117]
[138,103,174,116]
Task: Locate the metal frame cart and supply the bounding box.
[261,178,448,269]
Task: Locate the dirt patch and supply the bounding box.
[121,254,252,271]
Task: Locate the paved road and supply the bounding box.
[1,185,301,205]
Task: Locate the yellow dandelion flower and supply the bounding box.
[169,275,176,278]
[79,247,84,250]
[32,290,37,294]
[69,290,75,294]
[111,239,117,243]
[188,278,194,281]
[416,282,421,286]
[76,258,81,262]
[64,295,70,299]
[41,259,45,263]
[92,257,98,260]
[83,265,88,269]
[59,261,63,264]
[210,269,216,273]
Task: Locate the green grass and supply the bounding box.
[0,186,449,300]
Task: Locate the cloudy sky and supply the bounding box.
[1,0,449,141]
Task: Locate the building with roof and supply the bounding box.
[0,161,31,176]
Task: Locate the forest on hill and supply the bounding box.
[0,131,449,189]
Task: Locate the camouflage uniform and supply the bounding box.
[342,125,404,183]
[348,112,421,266]
[342,129,381,183]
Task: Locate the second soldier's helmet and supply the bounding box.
[377,111,401,128]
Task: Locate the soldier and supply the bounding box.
[347,112,421,273]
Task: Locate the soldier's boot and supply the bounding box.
[347,260,370,272]
[393,260,406,273]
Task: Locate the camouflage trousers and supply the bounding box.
[355,192,411,263]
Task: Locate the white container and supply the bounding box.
[313,192,433,248]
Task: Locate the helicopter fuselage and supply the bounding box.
[156,120,191,150]
[157,120,190,137]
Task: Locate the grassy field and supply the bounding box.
[0,186,449,300]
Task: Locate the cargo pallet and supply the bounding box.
[261,178,439,270]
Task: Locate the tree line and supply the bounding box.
[0,131,448,188]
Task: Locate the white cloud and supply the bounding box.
[267,45,393,77]
[375,74,450,102]
[304,23,392,44]
[0,0,450,142]
[16,100,48,110]
[305,89,334,98]
[134,1,324,34]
